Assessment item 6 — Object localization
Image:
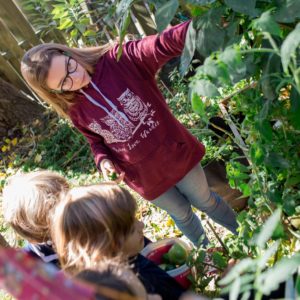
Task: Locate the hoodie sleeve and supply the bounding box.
[71,120,112,170]
[117,20,192,78]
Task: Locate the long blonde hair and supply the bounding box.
[21,43,113,118]
[2,170,69,243]
[51,183,137,274]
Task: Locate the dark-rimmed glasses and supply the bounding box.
[60,56,78,92]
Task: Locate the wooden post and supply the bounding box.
[0,0,41,47]
[0,19,25,60]
[0,54,29,92]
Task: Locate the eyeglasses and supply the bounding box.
[60,56,78,92]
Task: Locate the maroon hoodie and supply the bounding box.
[69,21,205,200]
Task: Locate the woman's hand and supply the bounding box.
[100,159,125,183]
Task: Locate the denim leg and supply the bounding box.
[176,163,238,234]
[152,186,209,246]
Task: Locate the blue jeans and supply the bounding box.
[152,163,238,246]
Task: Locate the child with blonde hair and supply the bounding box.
[51,182,186,300]
[2,170,69,266]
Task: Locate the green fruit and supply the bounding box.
[109,172,118,181]
[167,243,188,265]
[162,253,171,264]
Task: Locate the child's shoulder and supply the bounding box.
[23,242,60,268]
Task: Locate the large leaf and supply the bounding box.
[224,0,259,17]
[289,87,300,130]
[155,0,179,32]
[253,208,281,248]
[190,79,220,97]
[261,53,282,100]
[229,277,241,300]
[264,152,290,169]
[194,7,226,57]
[219,258,254,285]
[257,254,300,294]
[117,10,131,60]
[180,21,196,75]
[191,93,208,122]
[257,241,279,268]
[275,0,300,23]
[281,23,300,72]
[59,19,73,30]
[116,0,134,18]
[197,57,230,85]
[219,47,246,84]
[252,10,281,36]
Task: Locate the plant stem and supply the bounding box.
[206,220,229,254]
[240,48,280,55]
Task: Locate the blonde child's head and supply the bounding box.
[51,183,144,273]
[2,170,69,243]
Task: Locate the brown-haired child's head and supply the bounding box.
[51,183,144,273]
[2,170,69,243]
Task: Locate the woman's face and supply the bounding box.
[121,220,145,257]
[46,55,91,92]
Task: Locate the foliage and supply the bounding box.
[18,0,58,39]
[111,0,300,298]
[20,0,116,46]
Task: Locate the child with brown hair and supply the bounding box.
[2,170,69,266]
[51,183,186,300]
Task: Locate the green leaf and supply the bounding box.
[261,53,281,100]
[59,19,73,30]
[254,208,281,248]
[229,276,241,300]
[180,21,196,75]
[75,24,86,34]
[224,0,259,17]
[257,241,279,268]
[286,174,300,187]
[70,29,78,38]
[258,254,300,294]
[194,7,226,57]
[275,0,300,23]
[116,0,134,18]
[256,120,273,142]
[281,23,300,72]
[191,93,208,122]
[117,10,131,60]
[271,223,286,239]
[219,47,246,84]
[252,10,281,36]
[250,144,264,165]
[212,251,227,269]
[155,0,179,32]
[239,183,251,197]
[289,87,300,130]
[264,152,290,169]
[296,274,300,295]
[219,258,254,285]
[283,197,296,216]
[190,79,220,97]
[83,30,96,37]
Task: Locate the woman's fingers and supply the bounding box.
[100,159,125,182]
[115,171,125,183]
[100,159,116,180]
